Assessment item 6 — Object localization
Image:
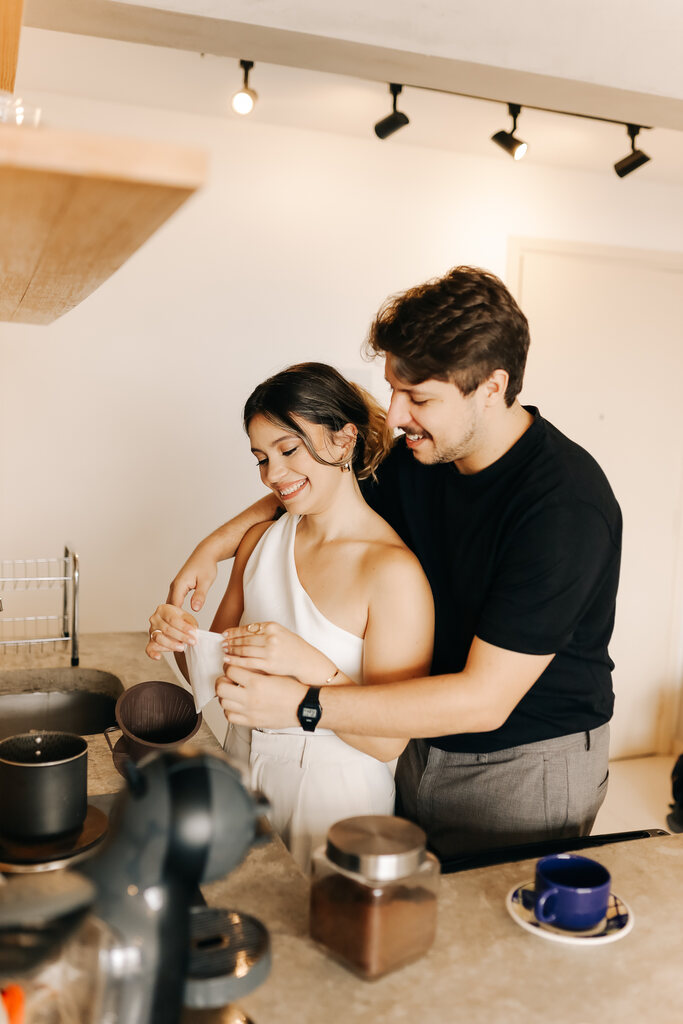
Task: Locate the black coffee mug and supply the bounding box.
[0,731,88,842]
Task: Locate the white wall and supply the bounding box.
[2,33,683,644]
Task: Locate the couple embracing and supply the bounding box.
[148,266,621,872]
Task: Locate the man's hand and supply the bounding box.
[222,621,335,686]
[167,546,219,612]
[216,663,306,729]
[146,604,198,660]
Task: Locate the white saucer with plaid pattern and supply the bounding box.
[506,881,633,945]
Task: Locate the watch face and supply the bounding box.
[298,688,322,731]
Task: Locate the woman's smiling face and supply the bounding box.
[248,413,350,512]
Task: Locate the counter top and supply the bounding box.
[2,636,681,1022]
[219,830,683,1024]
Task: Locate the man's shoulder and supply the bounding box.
[522,412,622,534]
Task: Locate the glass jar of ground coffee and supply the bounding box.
[309,815,439,979]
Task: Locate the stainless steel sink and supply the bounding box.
[0,668,123,739]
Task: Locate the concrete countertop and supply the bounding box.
[2,636,681,1022]
[219,830,683,1024]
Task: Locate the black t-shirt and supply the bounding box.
[361,408,622,753]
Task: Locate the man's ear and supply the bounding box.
[483,369,509,406]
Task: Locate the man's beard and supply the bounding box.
[411,419,478,466]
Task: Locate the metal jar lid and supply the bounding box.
[325,816,427,882]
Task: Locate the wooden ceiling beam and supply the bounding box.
[0,0,24,94]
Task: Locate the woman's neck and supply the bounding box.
[296,475,369,543]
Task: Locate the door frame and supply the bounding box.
[507,236,683,756]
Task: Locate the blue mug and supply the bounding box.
[534,854,611,931]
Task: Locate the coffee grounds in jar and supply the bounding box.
[309,872,437,979]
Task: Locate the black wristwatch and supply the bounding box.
[297,686,322,732]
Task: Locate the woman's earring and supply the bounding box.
[341,460,352,473]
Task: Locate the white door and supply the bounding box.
[509,239,683,759]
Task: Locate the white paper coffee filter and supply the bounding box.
[184,629,225,712]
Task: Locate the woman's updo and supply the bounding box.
[243,362,393,481]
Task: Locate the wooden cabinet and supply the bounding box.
[0,124,207,324]
[0,0,207,325]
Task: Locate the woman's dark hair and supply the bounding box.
[243,362,393,481]
[364,266,530,406]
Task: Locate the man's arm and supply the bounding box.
[167,494,280,611]
[217,636,554,737]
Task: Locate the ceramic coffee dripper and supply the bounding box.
[104,680,202,762]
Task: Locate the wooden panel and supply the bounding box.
[0,0,23,94]
[0,124,207,324]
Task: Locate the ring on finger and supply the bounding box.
[246,622,262,634]
[150,629,163,642]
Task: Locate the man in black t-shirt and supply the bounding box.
[161,267,622,859]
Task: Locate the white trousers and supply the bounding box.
[228,728,395,873]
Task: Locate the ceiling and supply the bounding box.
[24,0,683,129]
[107,0,683,101]
[18,0,683,185]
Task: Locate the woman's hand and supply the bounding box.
[146,604,199,661]
[222,621,336,685]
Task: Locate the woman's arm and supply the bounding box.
[334,546,434,761]
[167,494,281,614]
[210,521,273,633]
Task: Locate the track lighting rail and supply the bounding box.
[228,57,654,177]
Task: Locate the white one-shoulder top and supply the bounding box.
[241,512,364,735]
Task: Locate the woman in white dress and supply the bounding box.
[148,362,433,870]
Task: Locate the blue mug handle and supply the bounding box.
[534,887,559,924]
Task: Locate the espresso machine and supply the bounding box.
[0,749,271,1024]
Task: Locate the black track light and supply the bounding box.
[614,124,650,178]
[491,103,528,160]
[374,84,409,140]
[232,59,257,115]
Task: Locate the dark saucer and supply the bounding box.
[0,805,108,872]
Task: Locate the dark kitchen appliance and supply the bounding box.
[0,748,271,1023]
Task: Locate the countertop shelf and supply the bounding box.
[0,123,207,325]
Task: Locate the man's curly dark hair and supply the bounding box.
[364,266,530,407]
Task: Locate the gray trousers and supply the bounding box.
[395,724,610,861]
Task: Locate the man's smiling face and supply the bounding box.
[384,354,487,467]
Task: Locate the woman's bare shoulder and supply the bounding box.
[236,519,274,564]
[361,530,430,595]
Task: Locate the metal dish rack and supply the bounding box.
[0,545,79,665]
